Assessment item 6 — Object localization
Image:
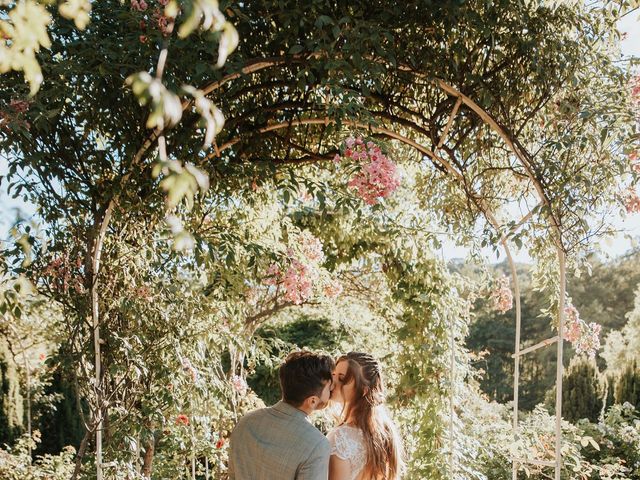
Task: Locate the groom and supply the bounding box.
[229,351,335,480]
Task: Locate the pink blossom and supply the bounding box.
[298,231,324,264]
[631,75,640,104]
[176,414,189,426]
[298,185,313,203]
[631,151,640,174]
[344,138,400,205]
[157,0,169,4]
[182,358,199,382]
[574,322,601,359]
[625,190,640,214]
[263,263,282,286]
[135,285,152,300]
[562,304,601,358]
[139,35,148,44]
[333,154,341,164]
[245,287,259,306]
[490,276,513,313]
[153,9,172,36]
[563,304,581,342]
[323,282,343,299]
[345,137,355,148]
[283,260,313,304]
[41,253,84,294]
[231,375,248,395]
[10,99,30,113]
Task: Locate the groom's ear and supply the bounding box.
[302,394,317,410]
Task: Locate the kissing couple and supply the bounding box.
[229,351,404,480]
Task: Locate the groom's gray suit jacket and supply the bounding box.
[229,400,330,480]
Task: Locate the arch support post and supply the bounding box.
[555,247,566,480]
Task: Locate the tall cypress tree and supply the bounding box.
[36,369,87,455]
[0,338,24,444]
[603,373,616,411]
[562,356,603,423]
[614,360,640,410]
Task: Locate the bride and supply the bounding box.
[327,352,404,480]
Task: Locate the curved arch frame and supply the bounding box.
[135,59,569,479]
[210,80,567,480]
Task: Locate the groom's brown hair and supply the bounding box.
[279,351,334,406]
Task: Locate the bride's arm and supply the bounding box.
[329,454,352,480]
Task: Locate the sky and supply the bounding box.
[1,10,639,263]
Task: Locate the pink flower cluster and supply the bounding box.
[323,282,343,299]
[630,151,640,174]
[130,0,148,11]
[263,263,281,286]
[298,185,313,203]
[131,0,173,42]
[282,260,313,304]
[153,9,173,36]
[491,275,513,313]
[41,253,84,294]
[181,357,199,382]
[231,375,248,395]
[335,136,401,205]
[261,230,335,305]
[298,230,325,264]
[1,99,31,131]
[631,75,640,105]
[135,285,153,300]
[625,189,640,214]
[563,304,601,358]
[10,99,30,113]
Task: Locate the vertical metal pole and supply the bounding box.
[94,315,103,480]
[450,310,455,479]
[505,247,521,480]
[555,248,566,480]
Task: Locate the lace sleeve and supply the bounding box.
[327,426,366,479]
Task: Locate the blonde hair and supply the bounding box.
[336,352,404,479]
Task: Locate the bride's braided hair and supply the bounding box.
[337,352,404,479]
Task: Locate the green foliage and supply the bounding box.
[614,360,640,410]
[457,389,638,480]
[249,317,349,405]
[562,357,604,424]
[0,432,75,480]
[2,0,639,478]
[578,403,640,479]
[468,253,640,410]
[0,339,23,444]
[35,370,86,456]
[603,282,640,374]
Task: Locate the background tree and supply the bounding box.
[614,360,640,410]
[561,357,603,423]
[0,338,23,444]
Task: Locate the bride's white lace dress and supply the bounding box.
[327,424,366,480]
